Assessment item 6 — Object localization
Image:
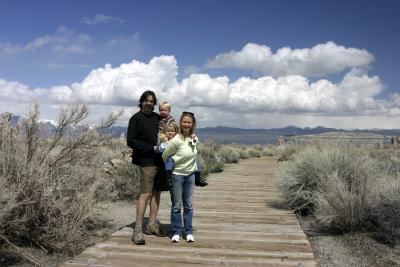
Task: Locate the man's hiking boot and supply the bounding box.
[145,220,168,237]
[132,227,145,245]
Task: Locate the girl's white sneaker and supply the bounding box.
[171,235,181,242]
[186,234,195,242]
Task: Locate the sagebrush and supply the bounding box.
[0,104,120,264]
[278,144,400,245]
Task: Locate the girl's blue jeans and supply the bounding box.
[170,173,195,236]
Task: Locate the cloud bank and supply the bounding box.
[0,56,394,116]
[0,42,398,129]
[206,41,374,77]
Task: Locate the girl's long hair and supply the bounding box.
[179,111,196,138]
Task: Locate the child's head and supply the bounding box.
[159,101,171,118]
[158,133,167,143]
[163,121,179,140]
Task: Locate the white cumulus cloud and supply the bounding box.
[228,70,383,114]
[207,41,374,77]
[55,55,178,105]
[179,74,230,107]
[1,55,399,129]
[0,79,33,102]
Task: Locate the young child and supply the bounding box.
[158,122,179,188]
[159,121,208,188]
[157,122,178,153]
[153,102,175,193]
[158,101,175,132]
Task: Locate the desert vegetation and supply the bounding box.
[0,103,120,265]
[0,105,274,266]
[278,143,400,248]
[196,141,275,177]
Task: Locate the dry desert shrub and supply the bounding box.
[248,148,262,158]
[97,143,141,201]
[369,148,400,177]
[278,144,378,214]
[370,176,400,246]
[277,145,298,161]
[197,141,225,177]
[231,144,276,158]
[278,143,400,245]
[0,103,120,264]
[218,145,240,163]
[313,171,373,233]
[261,145,277,156]
[238,149,250,159]
[112,158,141,200]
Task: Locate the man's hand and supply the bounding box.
[153,146,160,154]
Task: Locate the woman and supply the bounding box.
[162,111,198,242]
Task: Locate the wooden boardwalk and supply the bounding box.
[61,157,317,267]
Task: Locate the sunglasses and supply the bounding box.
[182,111,194,116]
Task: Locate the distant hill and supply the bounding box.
[3,113,400,145]
[196,126,400,144]
[108,125,400,145]
[194,126,334,144]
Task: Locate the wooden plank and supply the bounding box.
[60,157,317,267]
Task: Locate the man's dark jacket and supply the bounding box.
[127,111,163,167]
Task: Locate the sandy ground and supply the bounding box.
[299,216,400,267]
[92,200,137,231]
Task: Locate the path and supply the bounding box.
[61,157,316,267]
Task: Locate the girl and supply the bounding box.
[155,122,179,192]
[157,121,179,153]
[162,112,198,242]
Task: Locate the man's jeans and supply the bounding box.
[170,173,195,236]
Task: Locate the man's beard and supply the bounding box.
[143,105,153,113]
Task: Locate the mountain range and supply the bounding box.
[3,113,400,145]
[195,126,400,144]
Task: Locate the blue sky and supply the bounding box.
[1,0,400,129]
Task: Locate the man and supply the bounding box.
[127,90,168,245]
